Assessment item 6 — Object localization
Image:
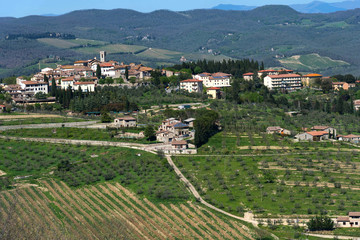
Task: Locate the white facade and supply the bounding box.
[203,76,231,88]
[180,79,203,93]
[19,81,48,94]
[61,78,74,90]
[264,74,302,91]
[73,82,96,92]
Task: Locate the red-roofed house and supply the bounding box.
[311,126,337,138]
[206,87,221,99]
[295,131,329,141]
[171,140,188,150]
[73,82,96,92]
[340,134,360,144]
[337,212,360,228]
[19,81,48,95]
[264,74,302,91]
[114,117,137,128]
[243,73,254,81]
[180,79,203,93]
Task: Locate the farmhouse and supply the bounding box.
[171,140,188,150]
[337,212,360,228]
[311,126,337,138]
[263,74,302,91]
[295,131,329,142]
[114,117,137,128]
[156,118,190,143]
[206,87,221,99]
[266,126,282,134]
[340,134,360,144]
[180,79,203,93]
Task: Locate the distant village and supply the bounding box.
[1,50,359,106]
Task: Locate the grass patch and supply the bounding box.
[0,117,86,126]
[1,127,159,144]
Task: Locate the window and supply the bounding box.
[356,222,359,225]
[343,222,346,225]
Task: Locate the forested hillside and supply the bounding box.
[2,6,360,78]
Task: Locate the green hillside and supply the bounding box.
[2,6,360,77]
[279,53,350,72]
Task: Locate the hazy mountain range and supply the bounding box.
[213,0,360,13]
[2,5,360,78]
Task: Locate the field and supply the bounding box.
[37,38,80,49]
[1,127,159,144]
[279,53,350,72]
[74,43,148,55]
[0,180,257,239]
[0,138,260,239]
[136,48,182,60]
[0,117,86,126]
[173,132,360,218]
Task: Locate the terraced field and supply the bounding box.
[0,180,256,239]
[279,53,350,72]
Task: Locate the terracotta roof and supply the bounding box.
[337,217,350,222]
[181,79,203,83]
[61,77,75,81]
[343,134,360,138]
[303,73,322,78]
[207,87,221,90]
[349,212,360,217]
[332,82,347,85]
[73,82,95,85]
[171,140,188,145]
[22,81,47,85]
[243,73,254,76]
[311,126,330,130]
[116,117,136,121]
[99,63,114,67]
[259,69,277,73]
[306,131,329,137]
[267,74,301,79]
[60,65,75,69]
[267,126,282,131]
[74,60,88,63]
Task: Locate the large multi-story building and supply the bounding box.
[263,74,302,91]
[180,79,203,93]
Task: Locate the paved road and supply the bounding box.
[0,121,98,131]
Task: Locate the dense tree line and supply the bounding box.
[5,32,75,40]
[172,59,262,78]
[307,216,334,231]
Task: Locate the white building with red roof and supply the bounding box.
[73,82,96,92]
[264,74,302,91]
[19,81,48,95]
[180,79,203,93]
[243,73,254,81]
[337,212,360,228]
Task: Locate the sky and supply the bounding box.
[2,0,342,18]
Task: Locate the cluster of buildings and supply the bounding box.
[180,72,231,98]
[1,51,155,104]
[267,124,360,144]
[337,212,360,228]
[244,69,358,92]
